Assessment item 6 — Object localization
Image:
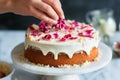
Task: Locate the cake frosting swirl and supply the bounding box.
[25,19,100,60]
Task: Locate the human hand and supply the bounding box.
[1,0,65,24]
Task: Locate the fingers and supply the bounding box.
[34,1,59,20]
[30,7,57,24]
[29,0,65,24]
[42,0,65,19]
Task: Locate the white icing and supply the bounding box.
[25,37,99,60]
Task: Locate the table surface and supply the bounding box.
[0,30,120,80]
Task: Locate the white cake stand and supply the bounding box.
[11,42,112,80]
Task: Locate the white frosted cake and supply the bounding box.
[24,19,100,67]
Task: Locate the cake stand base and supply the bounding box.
[41,75,80,80]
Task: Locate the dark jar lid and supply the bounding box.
[113,41,120,57]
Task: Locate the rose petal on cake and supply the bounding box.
[69,27,75,30]
[85,29,93,34]
[42,34,52,40]
[29,26,35,30]
[69,37,77,40]
[30,30,41,36]
[53,18,68,30]
[56,24,60,30]
[64,34,72,38]
[59,38,66,42]
[45,29,50,33]
[78,33,83,36]
[53,33,59,39]
[72,21,79,26]
[39,21,47,32]
[58,18,65,24]
[80,26,86,29]
[78,32,93,38]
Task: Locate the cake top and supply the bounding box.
[27,19,99,43]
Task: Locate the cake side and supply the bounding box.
[24,47,99,67]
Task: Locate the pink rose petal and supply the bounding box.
[64,34,71,38]
[80,26,86,29]
[85,29,93,34]
[59,38,66,42]
[69,37,77,40]
[78,33,93,38]
[42,34,52,40]
[72,21,79,26]
[30,30,41,36]
[29,26,35,30]
[53,33,59,39]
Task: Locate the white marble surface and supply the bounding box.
[0,30,25,63]
[0,30,120,80]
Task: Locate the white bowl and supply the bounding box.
[0,61,14,80]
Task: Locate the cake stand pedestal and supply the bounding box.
[41,75,80,80]
[11,43,112,80]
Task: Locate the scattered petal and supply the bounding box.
[59,38,66,42]
[53,33,59,39]
[42,34,52,40]
[29,26,35,30]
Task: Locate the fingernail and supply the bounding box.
[56,16,59,20]
[52,20,57,24]
[60,14,65,19]
[54,16,59,21]
[62,15,65,19]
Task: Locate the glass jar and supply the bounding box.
[86,8,116,45]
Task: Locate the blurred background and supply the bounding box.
[0,0,120,30]
[0,1,120,80]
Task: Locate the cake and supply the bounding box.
[24,19,100,67]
